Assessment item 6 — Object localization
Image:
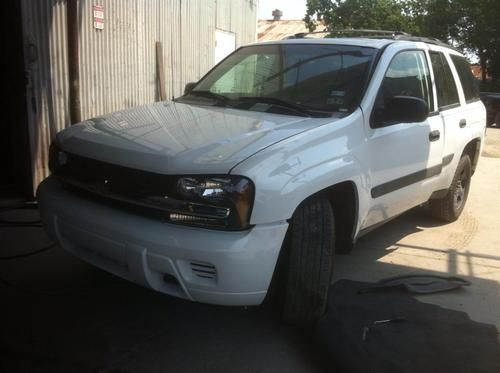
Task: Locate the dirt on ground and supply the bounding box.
[483,127,500,158]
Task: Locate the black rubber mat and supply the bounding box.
[315,279,500,373]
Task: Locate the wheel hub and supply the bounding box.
[454,173,467,211]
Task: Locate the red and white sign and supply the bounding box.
[93,4,104,30]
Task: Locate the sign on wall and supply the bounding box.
[93,4,104,30]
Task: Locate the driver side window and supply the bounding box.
[374,50,433,125]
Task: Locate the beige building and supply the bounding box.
[258,19,310,41]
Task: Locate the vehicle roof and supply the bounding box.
[247,37,393,49]
[246,37,458,53]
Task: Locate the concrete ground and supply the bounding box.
[333,127,500,330]
[1,128,499,372]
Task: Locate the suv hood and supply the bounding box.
[57,101,336,174]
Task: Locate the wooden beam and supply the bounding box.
[156,41,166,101]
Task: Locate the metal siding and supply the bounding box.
[216,0,231,31]
[21,0,70,190]
[180,0,198,90]
[199,0,216,81]
[21,0,257,190]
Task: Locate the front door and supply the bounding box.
[363,49,444,228]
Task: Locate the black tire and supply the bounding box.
[267,194,335,325]
[429,155,472,222]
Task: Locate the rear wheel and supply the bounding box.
[266,194,335,325]
[429,155,472,222]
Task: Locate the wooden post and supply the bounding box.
[156,41,166,101]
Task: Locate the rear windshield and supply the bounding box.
[193,44,376,114]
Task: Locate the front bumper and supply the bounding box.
[37,176,288,306]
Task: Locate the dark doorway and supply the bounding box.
[1,0,32,199]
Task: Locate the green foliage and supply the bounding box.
[453,0,500,81]
[304,0,420,34]
[304,0,500,84]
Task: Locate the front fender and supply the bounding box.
[231,111,369,231]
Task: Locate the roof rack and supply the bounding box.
[285,29,454,49]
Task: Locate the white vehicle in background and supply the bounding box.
[38,31,486,324]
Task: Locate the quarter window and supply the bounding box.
[450,55,480,102]
[429,52,460,109]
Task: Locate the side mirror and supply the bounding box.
[184,82,197,95]
[374,96,429,127]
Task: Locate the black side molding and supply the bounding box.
[442,154,454,167]
[371,154,454,199]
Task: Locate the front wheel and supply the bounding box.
[266,194,335,325]
[428,155,472,222]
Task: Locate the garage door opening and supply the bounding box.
[1,0,32,200]
[215,29,236,64]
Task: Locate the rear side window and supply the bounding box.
[429,52,459,109]
[450,55,480,102]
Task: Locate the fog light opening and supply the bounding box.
[163,273,179,285]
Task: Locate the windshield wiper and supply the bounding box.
[236,96,327,117]
[183,90,232,106]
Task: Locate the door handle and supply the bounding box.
[459,119,467,128]
[429,130,440,142]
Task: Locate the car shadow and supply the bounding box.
[0,208,324,373]
[2,206,500,373]
[333,206,500,332]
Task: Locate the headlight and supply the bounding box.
[177,177,234,201]
[174,176,254,230]
[48,141,67,173]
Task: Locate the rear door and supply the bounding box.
[448,53,485,171]
[362,48,445,228]
[427,50,485,191]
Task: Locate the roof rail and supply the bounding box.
[286,29,410,39]
[285,28,454,49]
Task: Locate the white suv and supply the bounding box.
[38,35,486,324]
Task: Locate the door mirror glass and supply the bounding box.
[374,96,429,127]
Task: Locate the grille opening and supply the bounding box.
[54,153,239,230]
[190,261,217,281]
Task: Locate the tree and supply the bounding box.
[404,0,459,40]
[453,0,500,83]
[304,0,500,87]
[304,0,419,34]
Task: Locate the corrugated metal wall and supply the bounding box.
[20,0,258,190]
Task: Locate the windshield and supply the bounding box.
[188,44,376,115]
